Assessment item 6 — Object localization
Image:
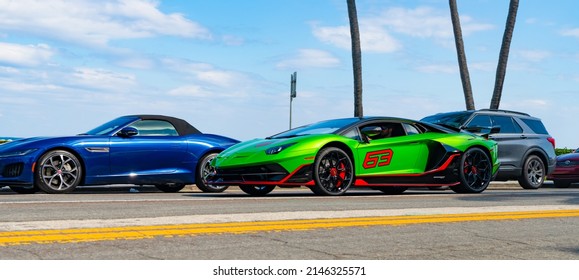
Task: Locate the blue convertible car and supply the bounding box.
[0,115,239,194]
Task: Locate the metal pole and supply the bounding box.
[289,96,293,129]
[289,72,297,129]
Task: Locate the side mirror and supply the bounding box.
[464,126,483,133]
[465,125,500,135]
[481,126,501,140]
[117,127,138,138]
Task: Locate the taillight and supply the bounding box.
[547,137,555,148]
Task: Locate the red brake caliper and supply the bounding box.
[332,162,346,187]
[464,158,477,174]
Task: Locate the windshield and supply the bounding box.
[269,118,359,139]
[421,112,473,129]
[83,116,138,136]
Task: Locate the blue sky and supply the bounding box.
[0,0,577,148]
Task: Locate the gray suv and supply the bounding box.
[422,109,556,189]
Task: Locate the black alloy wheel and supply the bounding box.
[451,147,492,193]
[311,147,354,196]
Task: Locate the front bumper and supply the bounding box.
[209,163,314,187]
[0,156,35,186]
[547,165,579,181]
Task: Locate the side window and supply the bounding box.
[402,123,421,135]
[130,120,179,136]
[520,118,549,134]
[491,116,522,134]
[465,115,492,133]
[342,128,361,141]
[360,122,406,141]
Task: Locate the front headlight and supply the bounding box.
[0,149,38,158]
[265,143,296,155]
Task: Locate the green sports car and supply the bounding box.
[208,117,500,196]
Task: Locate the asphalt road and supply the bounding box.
[1,182,578,261]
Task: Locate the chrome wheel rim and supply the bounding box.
[201,154,217,185]
[200,153,227,191]
[526,158,544,187]
[40,154,79,191]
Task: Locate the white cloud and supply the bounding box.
[222,35,244,46]
[0,77,61,92]
[560,28,579,38]
[312,6,492,53]
[312,23,401,53]
[470,62,495,72]
[0,42,54,67]
[196,70,241,87]
[161,58,257,89]
[517,50,552,62]
[0,0,212,48]
[276,49,341,69]
[457,16,495,36]
[72,68,136,90]
[117,57,155,69]
[357,25,402,52]
[167,85,211,98]
[374,7,451,38]
[502,99,551,111]
[312,25,350,49]
[415,64,457,74]
[376,7,493,38]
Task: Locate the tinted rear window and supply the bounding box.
[521,118,549,134]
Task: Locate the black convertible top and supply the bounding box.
[132,115,201,135]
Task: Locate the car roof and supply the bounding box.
[333,116,453,134]
[127,115,201,135]
[427,109,533,118]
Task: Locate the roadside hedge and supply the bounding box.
[555,148,575,156]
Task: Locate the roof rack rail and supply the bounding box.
[478,109,530,116]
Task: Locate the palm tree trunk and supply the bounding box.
[490,0,519,109]
[347,0,363,117]
[449,0,475,110]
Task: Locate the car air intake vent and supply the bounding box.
[2,163,24,178]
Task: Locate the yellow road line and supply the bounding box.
[1,209,578,246]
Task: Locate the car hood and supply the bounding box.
[216,134,348,163]
[0,135,91,152]
[556,153,579,162]
[218,137,296,157]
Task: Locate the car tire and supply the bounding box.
[35,150,83,194]
[239,185,275,196]
[450,147,492,193]
[375,187,408,195]
[195,152,229,193]
[518,155,545,189]
[311,147,354,196]
[552,180,571,188]
[9,185,39,194]
[155,183,186,192]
